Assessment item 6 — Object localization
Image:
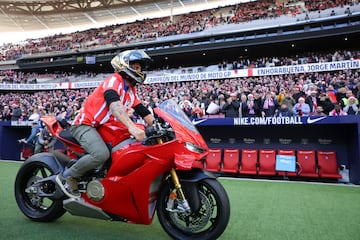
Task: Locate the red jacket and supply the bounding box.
[73,73,141,127]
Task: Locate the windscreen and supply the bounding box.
[157,100,199,134]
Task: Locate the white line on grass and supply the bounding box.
[219,176,360,187]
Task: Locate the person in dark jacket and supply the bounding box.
[305,90,318,113]
[244,93,261,117]
[238,93,248,117]
[11,103,22,121]
[0,105,11,121]
[261,91,280,117]
[34,126,57,154]
[275,103,293,117]
[182,100,193,118]
[291,87,305,103]
[317,92,334,115]
[221,93,240,117]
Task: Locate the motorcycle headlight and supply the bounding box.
[185,142,206,153]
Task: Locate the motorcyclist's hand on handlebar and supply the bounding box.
[129,125,146,141]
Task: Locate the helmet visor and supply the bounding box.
[126,50,153,71]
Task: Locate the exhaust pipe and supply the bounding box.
[63,198,111,220]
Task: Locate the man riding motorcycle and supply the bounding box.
[56,49,155,198]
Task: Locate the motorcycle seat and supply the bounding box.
[59,129,81,146]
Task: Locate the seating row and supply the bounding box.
[192,148,342,179]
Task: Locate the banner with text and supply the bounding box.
[0,60,359,90]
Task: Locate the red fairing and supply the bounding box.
[40,115,60,137]
[41,100,209,224]
[98,121,144,146]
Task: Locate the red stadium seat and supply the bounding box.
[221,148,240,173]
[277,149,297,177]
[258,149,276,176]
[239,149,258,175]
[205,148,222,172]
[297,150,318,178]
[317,150,341,179]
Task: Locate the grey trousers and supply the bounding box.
[69,124,110,178]
[34,143,54,154]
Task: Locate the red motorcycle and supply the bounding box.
[14,100,230,240]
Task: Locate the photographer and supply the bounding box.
[34,125,57,154]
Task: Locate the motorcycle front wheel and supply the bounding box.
[157,178,230,240]
[14,158,66,222]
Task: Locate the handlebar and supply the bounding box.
[142,119,175,146]
[145,126,157,137]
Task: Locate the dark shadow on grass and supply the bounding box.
[8,213,171,240]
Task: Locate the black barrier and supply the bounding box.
[194,115,360,184]
[1,115,360,184]
[0,122,29,160]
[0,121,65,161]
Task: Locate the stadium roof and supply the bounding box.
[0,0,243,44]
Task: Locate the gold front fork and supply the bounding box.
[170,168,191,213]
[170,168,186,200]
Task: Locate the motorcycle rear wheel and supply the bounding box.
[14,159,66,222]
[157,178,230,240]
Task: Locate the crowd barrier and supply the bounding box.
[1,115,359,184]
[193,115,360,184]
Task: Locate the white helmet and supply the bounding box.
[111,50,152,85]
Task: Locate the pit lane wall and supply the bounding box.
[1,115,360,184]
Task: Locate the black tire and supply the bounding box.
[157,178,230,240]
[14,159,66,222]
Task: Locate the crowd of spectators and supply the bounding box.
[0,89,85,122]
[0,70,97,84]
[0,0,358,61]
[140,67,360,119]
[1,49,359,84]
[1,64,359,123]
